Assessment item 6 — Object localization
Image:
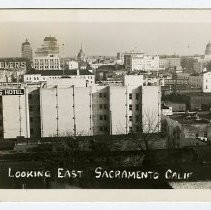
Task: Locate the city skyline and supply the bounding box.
[1,22,211,57]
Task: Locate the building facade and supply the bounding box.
[0,80,161,139]
[124,53,159,72]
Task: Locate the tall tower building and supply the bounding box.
[35,36,59,57]
[205,41,211,55]
[21,39,33,61]
[33,36,60,70]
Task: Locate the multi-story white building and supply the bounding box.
[0,76,161,139]
[33,54,60,70]
[0,84,30,139]
[33,36,61,70]
[124,53,159,72]
[202,71,211,93]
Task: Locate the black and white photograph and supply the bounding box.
[1,8,211,190]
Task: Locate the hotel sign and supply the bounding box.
[0,89,25,96]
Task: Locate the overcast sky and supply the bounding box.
[0,22,210,57]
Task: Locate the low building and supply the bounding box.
[163,114,211,148]
[165,101,186,112]
[23,69,95,86]
[161,103,173,116]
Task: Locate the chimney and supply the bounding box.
[77,69,80,76]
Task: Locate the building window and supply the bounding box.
[104,115,107,120]
[100,127,103,131]
[100,115,103,120]
[129,126,133,133]
[104,104,107,109]
[136,93,139,100]
[99,93,103,98]
[103,93,107,98]
[129,93,132,100]
[99,104,103,109]
[29,106,33,112]
[129,116,132,121]
[30,128,34,135]
[129,104,132,110]
[136,104,139,111]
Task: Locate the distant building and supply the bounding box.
[124,53,159,72]
[123,75,144,86]
[159,58,181,71]
[165,101,186,112]
[188,71,211,92]
[77,45,86,62]
[192,41,211,73]
[21,39,33,61]
[204,41,211,59]
[0,57,31,82]
[68,60,79,70]
[33,54,60,70]
[23,69,95,87]
[33,36,60,70]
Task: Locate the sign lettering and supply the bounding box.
[0,89,25,96]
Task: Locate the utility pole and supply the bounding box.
[62,43,65,76]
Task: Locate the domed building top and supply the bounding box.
[77,44,86,61]
[205,41,211,55]
[22,38,30,46]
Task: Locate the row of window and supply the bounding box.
[99,93,107,98]
[34,59,60,63]
[129,115,140,122]
[129,93,139,100]
[99,126,108,132]
[99,104,107,109]
[99,115,107,121]
[129,104,139,111]
[129,126,141,133]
